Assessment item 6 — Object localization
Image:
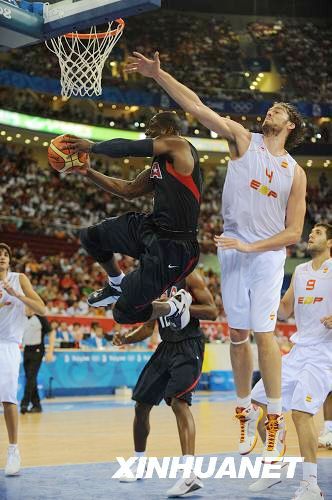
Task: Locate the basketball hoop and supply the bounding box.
[46,18,125,98]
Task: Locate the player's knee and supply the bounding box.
[291,409,309,425]
[170,397,188,414]
[79,226,113,262]
[135,402,152,419]
[230,328,250,345]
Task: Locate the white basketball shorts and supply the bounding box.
[251,343,332,415]
[0,342,21,404]
[218,248,286,332]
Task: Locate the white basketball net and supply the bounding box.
[46,20,124,98]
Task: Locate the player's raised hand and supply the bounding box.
[3,280,21,298]
[321,316,332,329]
[125,51,161,78]
[60,136,94,154]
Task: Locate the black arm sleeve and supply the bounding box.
[37,316,51,336]
[91,139,154,158]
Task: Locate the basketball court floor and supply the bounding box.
[0,392,331,499]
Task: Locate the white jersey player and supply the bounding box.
[125,52,307,460]
[251,223,332,500]
[0,243,46,476]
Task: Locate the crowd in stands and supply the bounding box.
[248,20,332,103]
[1,10,331,103]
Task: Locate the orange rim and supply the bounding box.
[64,18,125,39]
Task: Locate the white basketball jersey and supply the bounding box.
[222,133,296,243]
[0,272,27,344]
[291,258,332,346]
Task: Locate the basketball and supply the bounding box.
[48,134,89,173]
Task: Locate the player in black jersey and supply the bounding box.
[113,269,217,496]
[62,112,202,329]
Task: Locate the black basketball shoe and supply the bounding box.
[87,283,122,307]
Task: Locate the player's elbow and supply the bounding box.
[289,228,302,245]
[207,305,218,321]
[38,304,47,316]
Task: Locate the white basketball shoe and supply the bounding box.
[235,404,264,455]
[5,446,21,476]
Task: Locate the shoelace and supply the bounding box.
[235,411,247,443]
[265,417,279,451]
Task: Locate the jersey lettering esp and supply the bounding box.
[149,141,202,232]
[291,258,332,346]
[222,133,296,243]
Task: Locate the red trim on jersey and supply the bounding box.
[166,161,200,203]
[176,371,202,398]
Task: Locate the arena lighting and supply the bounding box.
[316,133,321,139]
[0,110,229,152]
[250,85,255,90]
[25,139,31,144]
[194,129,199,135]
[109,121,115,126]
[210,131,218,139]
[259,72,264,77]
[6,136,12,141]
[53,96,58,101]
[241,116,246,121]
[311,137,317,143]
[33,136,39,141]
[245,72,250,77]
[123,159,129,164]
[139,123,145,127]
[98,103,103,108]
[203,155,209,160]
[257,117,262,121]
[15,133,21,138]
[125,106,130,110]
[111,104,117,109]
[43,141,49,147]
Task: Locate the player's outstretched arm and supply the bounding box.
[278,273,295,321]
[186,270,218,321]
[113,321,156,346]
[85,167,153,200]
[126,52,250,147]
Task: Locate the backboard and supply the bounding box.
[0,0,161,49]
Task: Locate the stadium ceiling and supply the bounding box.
[162,0,331,18]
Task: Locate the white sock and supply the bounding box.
[267,398,282,415]
[134,451,145,457]
[302,462,317,485]
[237,395,252,409]
[165,301,177,317]
[108,272,125,287]
[324,420,332,433]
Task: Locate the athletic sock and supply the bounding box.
[267,398,282,415]
[134,451,145,457]
[237,395,252,409]
[108,272,125,287]
[324,420,332,433]
[302,462,317,485]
